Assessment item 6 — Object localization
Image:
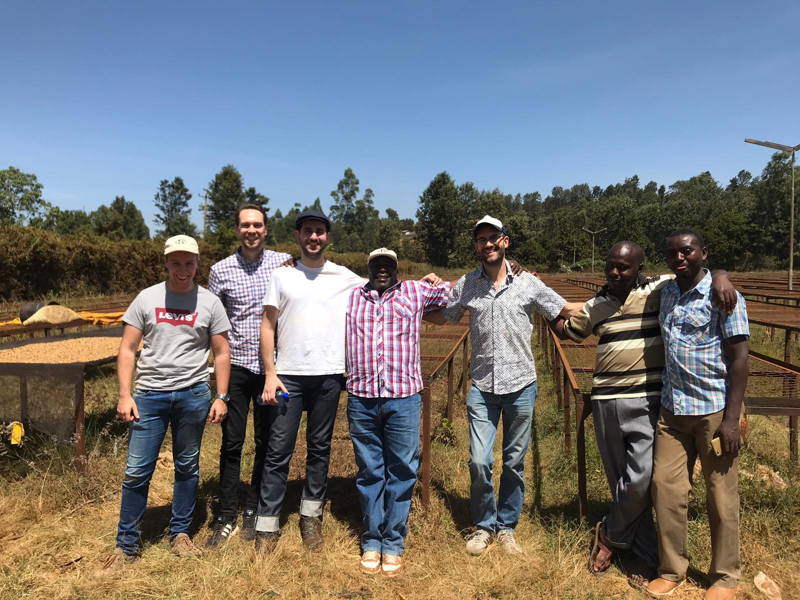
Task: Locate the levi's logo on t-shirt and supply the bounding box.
[155,308,198,326]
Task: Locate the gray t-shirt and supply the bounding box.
[123,282,230,391]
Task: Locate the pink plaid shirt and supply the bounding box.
[346,280,449,398]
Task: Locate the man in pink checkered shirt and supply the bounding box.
[345,247,449,577]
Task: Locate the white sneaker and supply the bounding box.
[496,529,522,555]
[465,529,492,556]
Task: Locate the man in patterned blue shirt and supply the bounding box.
[205,203,292,547]
[646,230,749,600]
[441,215,580,557]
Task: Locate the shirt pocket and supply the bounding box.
[392,297,414,321]
[680,306,711,344]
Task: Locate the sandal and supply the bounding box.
[587,521,614,575]
[360,551,381,574]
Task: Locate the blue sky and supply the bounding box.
[2,1,799,231]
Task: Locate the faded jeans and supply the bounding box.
[116,382,212,556]
[467,382,536,532]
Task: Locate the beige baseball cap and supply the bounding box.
[164,235,200,255]
[368,247,398,264]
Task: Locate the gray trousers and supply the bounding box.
[593,395,659,567]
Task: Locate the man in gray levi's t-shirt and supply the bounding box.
[123,282,230,390]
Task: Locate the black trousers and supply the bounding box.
[218,365,269,521]
[256,374,344,521]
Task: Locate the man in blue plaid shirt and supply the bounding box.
[647,230,749,600]
[205,203,292,547]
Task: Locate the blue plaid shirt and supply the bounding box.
[208,248,292,374]
[659,270,749,416]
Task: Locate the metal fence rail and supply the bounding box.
[419,319,470,508]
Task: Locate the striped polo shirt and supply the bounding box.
[563,275,672,400]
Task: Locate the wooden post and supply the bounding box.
[446,357,454,422]
[19,375,28,421]
[576,393,589,522]
[563,370,572,452]
[73,373,87,471]
[790,374,798,463]
[460,336,469,399]
[421,385,432,508]
[784,329,795,364]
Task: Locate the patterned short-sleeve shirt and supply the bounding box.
[443,263,565,394]
[659,270,749,416]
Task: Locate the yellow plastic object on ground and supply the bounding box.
[9,422,24,446]
[0,311,124,328]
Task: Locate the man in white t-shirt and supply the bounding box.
[254,210,364,552]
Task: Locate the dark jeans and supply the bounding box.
[217,365,269,521]
[255,374,344,532]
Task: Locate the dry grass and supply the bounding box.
[0,346,798,600]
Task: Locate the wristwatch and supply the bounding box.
[214,393,230,403]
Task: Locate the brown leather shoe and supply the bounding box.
[646,577,685,597]
[705,585,737,600]
[170,533,203,558]
[299,515,323,549]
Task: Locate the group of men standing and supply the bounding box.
[107,202,750,598]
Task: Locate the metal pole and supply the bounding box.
[791,150,795,291]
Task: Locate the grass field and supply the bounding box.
[0,330,798,600]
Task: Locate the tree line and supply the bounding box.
[1,153,796,271]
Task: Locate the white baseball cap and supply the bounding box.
[368,247,398,264]
[473,215,506,234]
[164,235,200,255]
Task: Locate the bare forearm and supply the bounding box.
[724,355,747,423]
[117,348,136,398]
[260,318,277,375]
[213,349,230,396]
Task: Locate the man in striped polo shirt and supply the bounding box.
[553,241,736,584]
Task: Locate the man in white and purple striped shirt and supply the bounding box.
[206,203,291,547]
[345,248,449,577]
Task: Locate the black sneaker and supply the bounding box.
[299,515,323,549]
[254,530,280,554]
[205,517,238,549]
[240,509,257,541]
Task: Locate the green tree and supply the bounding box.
[154,177,197,237]
[205,165,246,246]
[0,166,47,224]
[30,206,93,235]
[329,168,360,226]
[91,196,150,240]
[244,187,270,215]
[416,172,462,267]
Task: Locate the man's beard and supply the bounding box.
[481,247,505,266]
[301,243,326,261]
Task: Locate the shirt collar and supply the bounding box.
[362,279,402,300]
[236,247,264,268]
[668,268,710,298]
[478,259,513,285]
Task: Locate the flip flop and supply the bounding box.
[645,578,686,598]
[587,521,614,575]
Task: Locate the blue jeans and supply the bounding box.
[348,394,421,556]
[116,382,212,556]
[467,382,536,532]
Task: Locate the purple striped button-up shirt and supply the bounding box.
[346,280,449,398]
[208,248,292,374]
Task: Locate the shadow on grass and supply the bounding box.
[431,477,471,530]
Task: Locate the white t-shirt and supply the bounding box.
[263,261,365,375]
